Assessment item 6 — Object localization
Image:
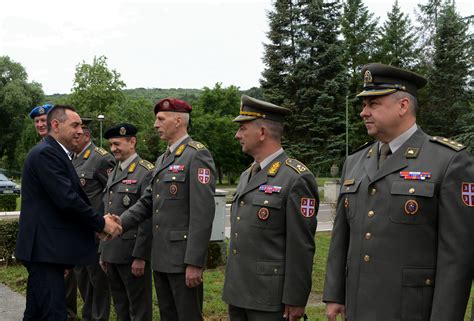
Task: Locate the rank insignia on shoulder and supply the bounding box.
[430,136,465,151]
[139,159,155,171]
[94,147,109,156]
[259,185,282,194]
[175,144,186,156]
[461,182,474,207]
[286,159,308,174]
[169,165,185,173]
[83,149,91,159]
[188,141,206,150]
[122,179,137,185]
[300,198,316,217]
[198,168,211,184]
[343,179,355,186]
[400,171,432,180]
[128,162,137,173]
[267,161,281,176]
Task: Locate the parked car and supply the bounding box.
[0,173,20,194]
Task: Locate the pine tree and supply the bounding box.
[373,0,419,68]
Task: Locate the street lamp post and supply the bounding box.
[97,114,105,147]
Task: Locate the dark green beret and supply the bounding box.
[357,63,427,98]
[233,95,291,123]
[104,123,137,139]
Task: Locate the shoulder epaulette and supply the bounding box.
[285,158,309,174]
[430,136,465,152]
[94,147,109,156]
[188,141,207,150]
[139,159,155,171]
[351,141,376,155]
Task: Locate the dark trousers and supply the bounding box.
[228,304,285,321]
[65,270,78,321]
[106,262,152,321]
[75,259,111,321]
[23,261,68,321]
[153,271,203,321]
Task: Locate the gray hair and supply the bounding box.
[253,118,285,141]
[392,91,418,115]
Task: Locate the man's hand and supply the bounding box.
[283,305,305,321]
[99,259,108,273]
[101,214,122,240]
[131,258,146,277]
[326,302,346,321]
[185,265,203,288]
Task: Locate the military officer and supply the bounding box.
[118,98,217,321]
[222,95,319,321]
[100,123,154,321]
[72,119,115,321]
[29,103,53,137]
[323,63,474,321]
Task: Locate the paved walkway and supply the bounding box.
[0,282,25,320]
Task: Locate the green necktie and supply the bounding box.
[248,163,261,182]
[378,143,392,169]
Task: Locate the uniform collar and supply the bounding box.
[77,142,92,158]
[258,148,284,170]
[119,152,138,171]
[169,134,189,153]
[380,123,418,154]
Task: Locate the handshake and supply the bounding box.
[98,214,123,240]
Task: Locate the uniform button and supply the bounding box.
[183,234,187,239]
[239,201,245,207]
[155,225,159,229]
[365,233,372,240]
[108,202,112,205]
[234,233,238,238]
[409,188,415,194]
[274,268,278,273]
[363,255,370,262]
[236,216,241,221]
[156,194,160,198]
[110,191,113,194]
[232,249,237,255]
[81,173,85,177]
[346,187,350,191]
[368,210,375,217]
[125,188,129,192]
[155,209,159,213]
[156,179,160,183]
[264,200,269,205]
[370,188,377,195]
[172,176,176,180]
[425,278,432,286]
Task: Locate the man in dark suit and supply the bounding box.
[100,123,154,321]
[222,95,319,321]
[116,98,217,321]
[72,120,115,321]
[15,105,122,321]
[323,64,474,321]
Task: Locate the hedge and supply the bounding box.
[0,194,18,211]
[0,219,19,266]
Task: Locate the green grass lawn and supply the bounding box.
[1,232,472,320]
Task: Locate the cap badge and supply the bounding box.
[364,70,373,85]
[300,198,316,217]
[119,127,126,136]
[163,100,170,109]
[258,207,270,221]
[461,182,474,207]
[38,107,45,115]
[404,200,419,215]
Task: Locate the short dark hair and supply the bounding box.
[47,105,77,132]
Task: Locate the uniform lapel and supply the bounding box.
[154,137,191,177]
[371,129,426,184]
[111,156,139,186]
[240,152,287,196]
[363,144,378,181]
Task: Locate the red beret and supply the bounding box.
[154,98,192,115]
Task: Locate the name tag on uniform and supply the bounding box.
[400,171,432,180]
[169,165,185,173]
[259,185,282,194]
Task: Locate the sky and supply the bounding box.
[1,0,472,95]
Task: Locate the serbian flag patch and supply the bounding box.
[198,168,211,184]
[461,182,474,207]
[300,198,316,217]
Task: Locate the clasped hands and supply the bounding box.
[97,214,122,240]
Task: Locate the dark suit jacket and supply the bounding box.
[323,129,474,321]
[15,135,105,266]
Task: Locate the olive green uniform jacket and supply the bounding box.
[222,152,319,312]
[120,137,217,273]
[323,129,474,321]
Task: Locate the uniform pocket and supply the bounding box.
[340,180,361,220]
[251,195,284,228]
[389,181,436,225]
[401,267,435,321]
[163,173,186,199]
[255,261,285,305]
[117,186,139,208]
[168,229,188,265]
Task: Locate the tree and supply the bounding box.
[69,56,126,116]
[372,0,420,68]
[0,56,44,171]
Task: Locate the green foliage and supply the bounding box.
[0,56,44,171]
[0,218,19,266]
[0,195,17,211]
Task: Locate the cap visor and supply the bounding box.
[233,115,258,122]
[357,88,397,97]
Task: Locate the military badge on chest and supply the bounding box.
[80,178,86,186]
[122,194,131,207]
[404,200,419,215]
[258,207,270,221]
[170,184,178,195]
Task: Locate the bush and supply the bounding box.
[0,219,19,266]
[0,194,18,211]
